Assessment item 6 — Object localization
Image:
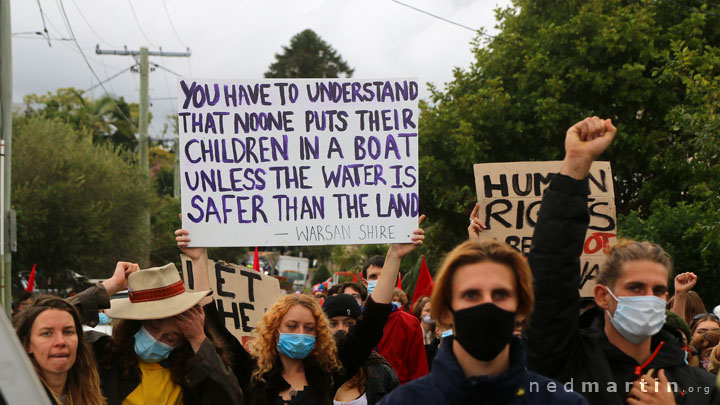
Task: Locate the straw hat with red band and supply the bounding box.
[105,263,211,320]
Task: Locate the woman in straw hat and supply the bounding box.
[14,295,106,404]
[175,216,424,405]
[69,261,242,405]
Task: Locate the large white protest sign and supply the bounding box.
[473,161,617,296]
[181,255,282,342]
[178,78,419,247]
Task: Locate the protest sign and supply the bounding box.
[178,78,420,247]
[181,255,282,342]
[473,161,616,295]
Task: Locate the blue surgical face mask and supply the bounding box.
[441,329,454,338]
[98,312,110,325]
[392,301,402,310]
[605,287,666,344]
[366,280,378,294]
[423,314,434,325]
[134,326,176,362]
[277,333,316,359]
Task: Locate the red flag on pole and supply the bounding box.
[26,264,37,292]
[397,272,402,289]
[253,247,260,271]
[411,256,434,307]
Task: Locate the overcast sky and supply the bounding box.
[11,0,513,140]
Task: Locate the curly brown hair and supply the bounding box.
[14,294,106,405]
[251,294,341,383]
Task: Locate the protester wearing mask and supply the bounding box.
[411,296,439,370]
[391,288,408,311]
[525,117,719,404]
[362,256,428,384]
[378,239,587,404]
[176,217,424,405]
[69,261,242,405]
[14,295,106,404]
[323,294,399,405]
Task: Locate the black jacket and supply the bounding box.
[377,336,587,404]
[364,351,399,405]
[207,296,392,405]
[526,174,720,405]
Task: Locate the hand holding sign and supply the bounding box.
[561,117,617,180]
[176,227,207,261]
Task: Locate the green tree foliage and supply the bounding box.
[265,29,354,78]
[12,116,154,281]
[23,88,142,151]
[417,0,720,301]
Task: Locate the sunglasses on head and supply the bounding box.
[693,312,719,321]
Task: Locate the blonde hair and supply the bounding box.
[430,240,534,329]
[598,239,673,288]
[251,294,341,382]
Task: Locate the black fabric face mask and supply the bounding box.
[450,303,516,361]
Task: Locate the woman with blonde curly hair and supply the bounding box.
[176,217,425,405]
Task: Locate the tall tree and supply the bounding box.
[12,116,154,284]
[265,29,354,78]
[417,0,720,301]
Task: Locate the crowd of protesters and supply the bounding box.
[9,116,720,404]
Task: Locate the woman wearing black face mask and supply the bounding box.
[378,240,587,405]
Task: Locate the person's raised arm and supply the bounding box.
[525,117,616,377]
[370,215,425,304]
[70,261,139,325]
[467,203,487,242]
[101,261,140,296]
[671,272,697,324]
[175,228,213,306]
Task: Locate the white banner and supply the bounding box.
[179,78,419,247]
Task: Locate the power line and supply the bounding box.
[69,0,120,47]
[35,0,52,47]
[162,0,188,49]
[85,65,135,92]
[390,0,478,33]
[151,62,182,77]
[127,0,156,47]
[12,34,72,42]
[57,0,138,132]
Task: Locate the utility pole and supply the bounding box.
[0,0,14,315]
[96,45,190,266]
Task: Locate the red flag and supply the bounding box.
[253,247,260,271]
[397,272,402,289]
[26,264,37,292]
[411,256,434,307]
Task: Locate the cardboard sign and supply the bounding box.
[473,161,616,295]
[181,255,282,341]
[178,78,420,247]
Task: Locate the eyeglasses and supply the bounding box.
[693,312,720,321]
